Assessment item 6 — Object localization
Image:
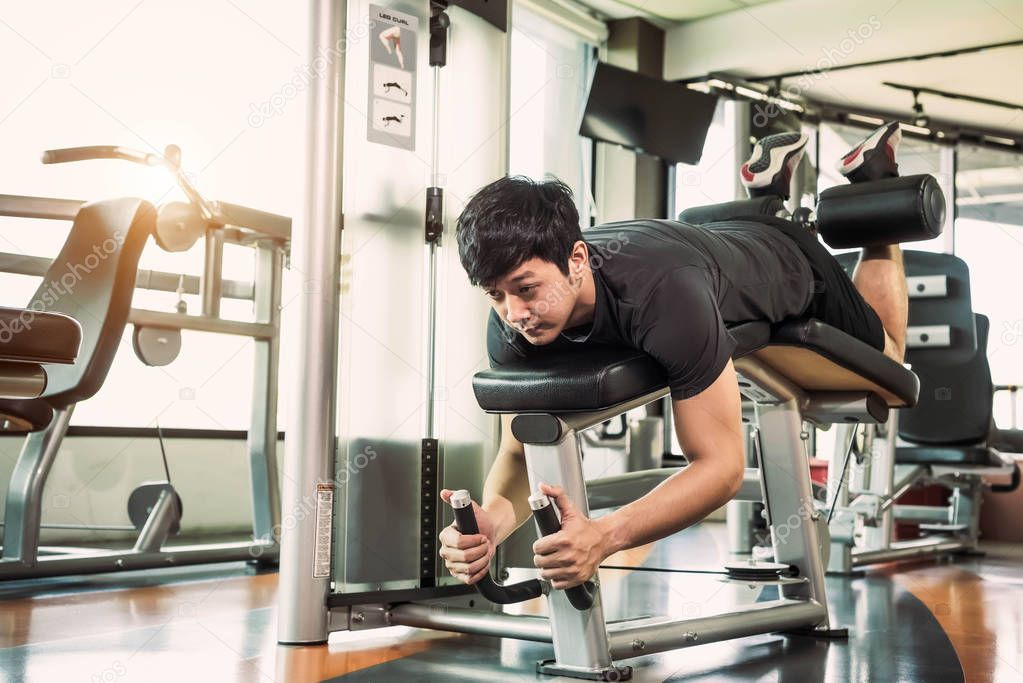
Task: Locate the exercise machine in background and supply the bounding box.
[824,254,1020,573]
[0,144,290,579]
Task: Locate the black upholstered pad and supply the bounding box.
[473,346,664,414]
[896,445,998,466]
[678,196,784,224]
[0,397,54,433]
[729,320,772,357]
[989,428,1023,454]
[0,307,81,364]
[759,319,919,407]
[473,321,769,414]
[473,317,919,414]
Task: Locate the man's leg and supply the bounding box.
[853,245,907,363]
[840,122,908,363]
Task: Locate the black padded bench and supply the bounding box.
[474,318,918,418]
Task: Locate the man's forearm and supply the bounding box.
[596,457,742,554]
[481,448,533,544]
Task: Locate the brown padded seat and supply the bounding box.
[472,319,919,413]
[0,307,81,365]
[0,308,79,426]
[755,319,919,408]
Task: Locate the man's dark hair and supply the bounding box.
[456,175,581,287]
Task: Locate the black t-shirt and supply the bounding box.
[486,218,815,399]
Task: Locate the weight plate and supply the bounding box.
[127,481,182,535]
[132,325,182,367]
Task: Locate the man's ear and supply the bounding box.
[570,240,588,273]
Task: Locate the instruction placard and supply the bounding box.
[312,482,334,579]
[368,5,417,150]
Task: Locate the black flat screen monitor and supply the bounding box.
[580,61,718,165]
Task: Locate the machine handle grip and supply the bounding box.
[449,491,544,605]
[41,146,161,167]
[529,493,596,611]
[991,462,1021,493]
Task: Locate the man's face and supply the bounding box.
[485,256,580,345]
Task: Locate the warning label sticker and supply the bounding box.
[313,482,334,579]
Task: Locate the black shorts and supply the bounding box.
[757,216,887,351]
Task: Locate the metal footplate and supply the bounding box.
[536,660,633,681]
[723,560,791,581]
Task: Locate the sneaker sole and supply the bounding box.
[741,132,809,189]
[837,122,901,177]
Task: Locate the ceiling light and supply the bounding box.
[847,113,885,126]
[735,86,767,101]
[983,134,1018,146]
[706,78,734,90]
[901,122,932,135]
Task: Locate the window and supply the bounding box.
[0,3,306,428]
[674,100,741,210]
[509,4,594,225]
[954,144,1023,426]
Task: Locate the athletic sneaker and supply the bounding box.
[740,131,810,200]
[836,121,901,183]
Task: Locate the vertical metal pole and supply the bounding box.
[522,429,617,677]
[1012,388,1019,429]
[201,230,224,318]
[249,243,284,542]
[730,100,751,201]
[939,144,956,254]
[826,422,854,573]
[661,162,677,455]
[1,407,74,563]
[424,65,442,439]
[756,400,830,627]
[431,66,442,190]
[863,418,896,553]
[277,0,345,645]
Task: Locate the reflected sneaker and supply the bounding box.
[740,131,809,200]
[837,121,901,183]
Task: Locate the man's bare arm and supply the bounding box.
[481,413,534,544]
[595,359,746,553]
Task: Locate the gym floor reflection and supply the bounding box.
[0,523,1020,682]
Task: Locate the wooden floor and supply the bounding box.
[1,535,1021,682]
[887,544,1023,683]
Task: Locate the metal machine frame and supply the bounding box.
[0,193,289,579]
[821,272,1019,573]
[824,417,1017,573]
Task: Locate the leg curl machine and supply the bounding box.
[430,175,937,678]
[437,321,917,680]
[278,179,940,679]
